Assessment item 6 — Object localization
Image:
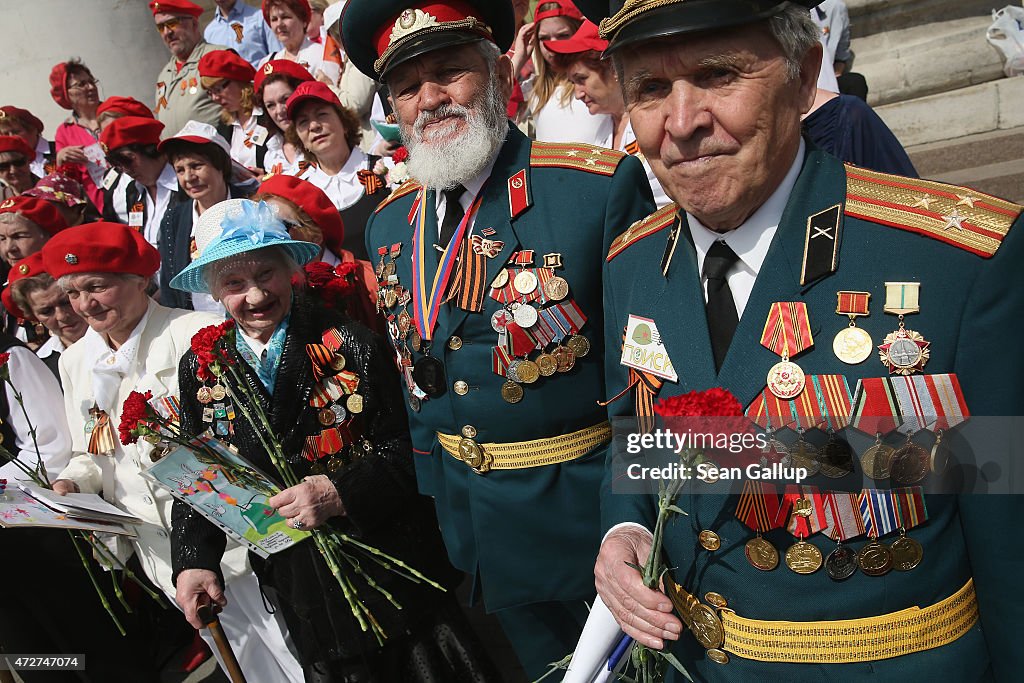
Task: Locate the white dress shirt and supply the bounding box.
[522,75,613,147]
[432,152,500,240]
[0,346,72,484]
[141,164,180,249]
[600,119,671,209]
[298,146,370,211]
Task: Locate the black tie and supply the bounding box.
[439,185,467,250]
[704,240,740,371]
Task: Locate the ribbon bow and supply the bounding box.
[471,234,504,258]
[357,169,384,195]
[217,201,291,247]
[306,343,333,382]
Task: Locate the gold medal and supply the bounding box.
[535,353,557,376]
[857,538,893,576]
[819,434,855,479]
[346,393,364,414]
[513,270,537,295]
[211,385,227,401]
[553,345,575,372]
[396,312,411,335]
[329,354,346,371]
[196,386,213,404]
[889,441,929,485]
[766,359,805,399]
[930,430,950,474]
[860,437,895,480]
[698,530,721,551]
[891,532,923,571]
[688,603,724,649]
[789,437,821,477]
[516,360,540,384]
[566,334,590,358]
[383,261,396,278]
[409,329,422,352]
[543,276,569,301]
[833,326,873,365]
[384,288,398,309]
[500,380,524,404]
[706,649,729,665]
[490,268,509,289]
[704,592,728,609]
[744,535,779,571]
[784,540,822,574]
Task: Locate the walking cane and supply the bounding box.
[197,603,248,683]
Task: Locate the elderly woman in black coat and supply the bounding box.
[167,199,497,682]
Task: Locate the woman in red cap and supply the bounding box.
[258,0,329,81]
[44,222,303,683]
[0,106,55,179]
[96,96,155,131]
[256,60,315,175]
[50,59,108,212]
[197,49,275,174]
[0,135,38,193]
[286,81,389,262]
[508,0,612,145]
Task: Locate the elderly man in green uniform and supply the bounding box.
[577,0,1024,680]
[340,0,655,676]
[150,0,227,134]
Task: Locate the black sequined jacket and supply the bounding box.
[170,294,460,663]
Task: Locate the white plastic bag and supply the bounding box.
[987,5,1024,77]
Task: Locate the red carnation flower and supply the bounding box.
[654,388,743,417]
[119,390,154,445]
[0,352,9,368]
[304,261,337,289]
[392,146,409,164]
[191,320,236,382]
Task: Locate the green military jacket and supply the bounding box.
[366,124,655,610]
[602,147,1024,681]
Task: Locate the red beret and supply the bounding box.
[0,135,35,159]
[2,252,48,320]
[42,223,161,279]
[0,195,69,236]
[262,0,311,25]
[0,106,44,134]
[48,62,72,110]
[544,20,608,55]
[285,81,341,119]
[97,96,154,120]
[259,175,344,254]
[99,116,165,153]
[199,50,257,84]
[149,0,203,17]
[254,59,314,95]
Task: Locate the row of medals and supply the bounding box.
[310,352,366,475]
[489,266,590,404]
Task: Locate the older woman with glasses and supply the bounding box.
[0,135,38,194]
[49,59,108,211]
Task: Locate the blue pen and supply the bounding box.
[607,633,634,671]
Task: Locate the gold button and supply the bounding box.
[699,530,721,551]
[461,425,477,439]
[448,336,463,350]
[704,592,727,608]
[707,649,729,665]
[453,380,469,396]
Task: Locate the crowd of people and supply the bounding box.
[1,0,1018,682]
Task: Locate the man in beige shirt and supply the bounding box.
[150,0,227,136]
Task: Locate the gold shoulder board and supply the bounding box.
[845,165,1021,258]
[607,203,679,262]
[373,180,421,214]
[530,141,626,176]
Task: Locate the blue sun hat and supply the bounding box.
[169,199,321,294]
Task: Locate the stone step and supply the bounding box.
[847,0,995,37]
[907,127,1024,203]
[852,15,1005,107]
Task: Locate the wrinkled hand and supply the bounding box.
[175,568,226,630]
[52,479,80,495]
[56,145,88,166]
[269,475,345,530]
[510,21,536,75]
[594,526,682,649]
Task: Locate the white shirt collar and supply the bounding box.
[36,334,64,359]
[338,145,368,182]
[84,298,156,412]
[157,163,179,192]
[689,138,806,281]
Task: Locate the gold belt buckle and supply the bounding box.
[457,437,493,474]
[665,576,725,650]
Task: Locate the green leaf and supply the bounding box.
[624,561,644,573]
[665,505,688,516]
[662,652,692,679]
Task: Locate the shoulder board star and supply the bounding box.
[373,180,421,214]
[844,164,1021,258]
[607,203,679,262]
[530,141,626,176]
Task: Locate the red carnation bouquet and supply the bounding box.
[303,261,358,310]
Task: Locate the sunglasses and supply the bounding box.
[106,150,138,171]
[0,158,27,172]
[156,17,189,34]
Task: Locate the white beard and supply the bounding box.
[400,74,507,191]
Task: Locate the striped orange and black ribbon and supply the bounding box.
[444,239,486,312]
[306,343,333,382]
[735,480,781,532]
[357,169,385,195]
[87,410,117,456]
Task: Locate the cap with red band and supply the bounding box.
[259,174,345,255]
[97,97,154,120]
[285,81,342,120]
[533,0,584,23]
[149,0,203,17]
[0,195,68,235]
[99,117,165,154]
[254,60,314,94]
[42,223,161,280]
[0,106,44,135]
[341,0,515,79]
[543,20,608,55]
[199,50,257,85]
[2,252,48,320]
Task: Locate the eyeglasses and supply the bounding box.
[0,158,27,173]
[206,81,230,98]
[106,150,138,171]
[156,17,187,34]
[68,79,99,91]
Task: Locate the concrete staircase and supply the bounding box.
[846,0,1024,201]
